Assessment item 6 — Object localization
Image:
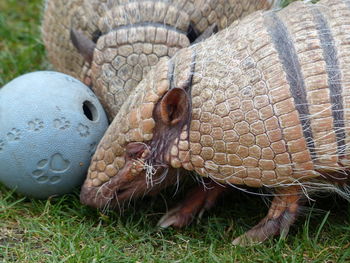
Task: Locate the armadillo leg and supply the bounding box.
[158,178,226,228]
[232,186,302,246]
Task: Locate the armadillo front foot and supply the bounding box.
[232,186,302,246]
[158,178,226,228]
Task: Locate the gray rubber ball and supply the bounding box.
[0,71,109,198]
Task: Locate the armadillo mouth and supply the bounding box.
[80,156,152,209]
[80,142,174,209]
[80,166,175,210]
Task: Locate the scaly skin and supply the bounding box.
[42,0,276,119]
[81,0,350,244]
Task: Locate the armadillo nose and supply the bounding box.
[79,184,100,208]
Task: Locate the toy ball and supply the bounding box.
[0,71,109,198]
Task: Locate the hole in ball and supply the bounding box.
[83,100,98,121]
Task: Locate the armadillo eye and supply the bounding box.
[126,142,147,159]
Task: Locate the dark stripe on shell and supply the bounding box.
[312,7,345,156]
[182,49,196,136]
[264,12,316,159]
[180,51,196,92]
[168,59,175,90]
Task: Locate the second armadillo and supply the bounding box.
[42,0,277,119]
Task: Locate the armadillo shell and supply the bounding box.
[91,26,190,119]
[42,0,275,83]
[97,2,190,34]
[42,0,100,81]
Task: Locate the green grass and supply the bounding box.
[0,0,46,86]
[1,184,349,262]
[1,0,350,262]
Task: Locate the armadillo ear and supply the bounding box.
[70,29,96,64]
[159,88,190,126]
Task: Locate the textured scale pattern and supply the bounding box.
[83,0,350,190]
[42,0,275,119]
[78,0,350,244]
[182,0,350,187]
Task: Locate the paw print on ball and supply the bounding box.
[77,123,90,137]
[0,139,5,152]
[28,119,44,131]
[31,153,71,184]
[7,128,21,141]
[53,117,71,130]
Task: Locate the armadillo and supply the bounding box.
[42,0,276,119]
[80,0,350,245]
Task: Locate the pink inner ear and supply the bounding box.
[159,88,189,126]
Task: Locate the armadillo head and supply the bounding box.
[80,54,194,209]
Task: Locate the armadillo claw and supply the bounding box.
[232,220,278,246]
[158,206,195,228]
[232,216,291,246]
[158,179,226,228]
[158,201,214,228]
[233,186,301,246]
[232,235,259,247]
